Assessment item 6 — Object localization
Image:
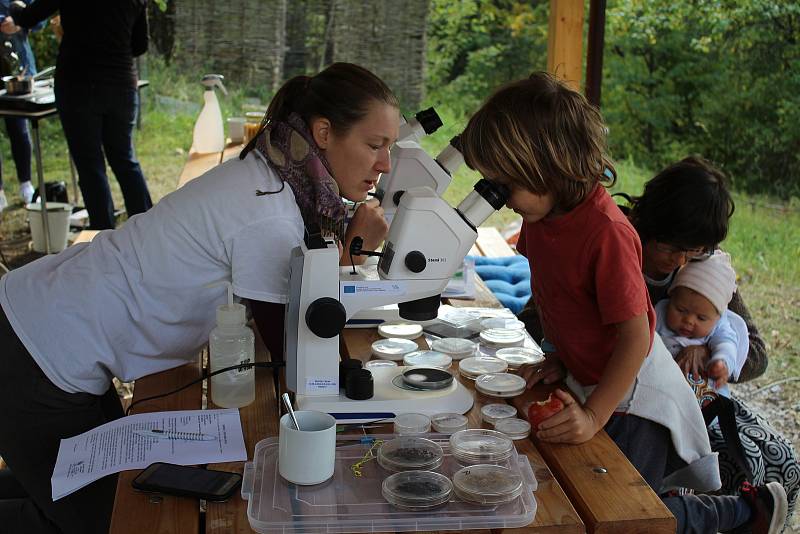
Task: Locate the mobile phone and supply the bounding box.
[131,462,242,502]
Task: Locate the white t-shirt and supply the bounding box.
[0,152,304,395]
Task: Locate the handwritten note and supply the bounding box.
[51,409,246,500]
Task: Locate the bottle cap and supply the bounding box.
[208,280,246,327]
[339,359,363,388]
[345,369,373,400]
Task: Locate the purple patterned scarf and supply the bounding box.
[253,113,346,241]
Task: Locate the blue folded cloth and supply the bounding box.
[468,255,531,314]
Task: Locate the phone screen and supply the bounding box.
[133,463,241,501]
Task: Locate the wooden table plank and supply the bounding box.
[340,328,584,534]
[476,226,515,257]
[206,328,281,533]
[177,143,242,188]
[109,360,204,534]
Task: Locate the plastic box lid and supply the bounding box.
[242,435,537,533]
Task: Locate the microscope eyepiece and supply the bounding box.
[474,178,510,210]
[415,107,443,135]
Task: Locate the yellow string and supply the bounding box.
[350,439,384,478]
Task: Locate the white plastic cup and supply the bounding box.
[26,202,72,253]
[278,410,336,485]
[227,117,246,143]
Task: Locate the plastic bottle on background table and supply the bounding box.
[192,74,227,154]
[209,280,255,408]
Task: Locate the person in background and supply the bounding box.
[0,0,42,213]
[655,251,748,398]
[3,0,152,229]
[461,72,788,534]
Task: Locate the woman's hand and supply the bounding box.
[676,344,711,378]
[341,199,388,266]
[707,360,729,386]
[519,353,566,389]
[536,389,600,444]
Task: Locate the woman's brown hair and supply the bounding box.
[461,72,615,212]
[242,63,398,159]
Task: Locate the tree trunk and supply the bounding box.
[147,0,176,60]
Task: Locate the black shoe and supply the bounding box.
[739,481,789,534]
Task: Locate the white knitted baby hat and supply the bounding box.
[669,251,736,314]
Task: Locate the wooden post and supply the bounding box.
[547,0,585,91]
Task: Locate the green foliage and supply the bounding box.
[604,0,800,197]
[28,20,58,71]
[426,0,549,117]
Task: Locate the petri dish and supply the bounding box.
[452,464,523,505]
[430,413,469,434]
[400,368,454,390]
[378,436,443,471]
[480,328,526,349]
[364,359,398,370]
[495,347,545,370]
[494,418,532,440]
[480,403,518,425]
[458,356,508,380]
[449,428,513,464]
[393,413,432,435]
[430,338,477,360]
[371,338,419,360]
[382,470,453,510]
[475,373,527,398]
[378,322,423,340]
[480,317,526,331]
[403,350,452,369]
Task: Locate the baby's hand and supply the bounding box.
[676,345,711,378]
[707,360,729,386]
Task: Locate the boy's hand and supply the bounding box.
[535,389,600,444]
[676,344,711,378]
[519,353,566,389]
[707,360,729,386]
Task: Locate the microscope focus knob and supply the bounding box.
[392,190,405,206]
[405,251,427,273]
[305,297,346,338]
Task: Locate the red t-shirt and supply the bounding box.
[517,185,655,385]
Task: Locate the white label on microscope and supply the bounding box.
[306,377,338,393]
[340,281,406,297]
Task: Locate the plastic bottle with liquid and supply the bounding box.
[209,281,255,408]
[192,74,227,154]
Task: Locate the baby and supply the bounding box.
[655,251,749,397]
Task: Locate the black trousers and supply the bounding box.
[0,307,123,534]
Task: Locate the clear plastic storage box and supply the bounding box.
[242,435,537,533]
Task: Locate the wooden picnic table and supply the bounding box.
[106,145,675,534]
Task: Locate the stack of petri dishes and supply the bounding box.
[378,435,443,471]
[372,338,419,361]
[378,322,423,340]
[458,355,508,380]
[449,429,514,465]
[479,328,526,351]
[430,337,477,361]
[494,418,532,440]
[452,464,524,505]
[480,317,526,331]
[365,359,398,370]
[494,347,545,371]
[393,413,432,435]
[480,403,518,426]
[382,470,453,510]
[403,350,452,370]
[475,373,527,398]
[430,413,469,434]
